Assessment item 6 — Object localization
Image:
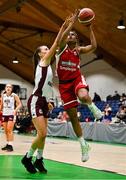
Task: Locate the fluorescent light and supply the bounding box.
[117,19,125,29]
[117,25,125,29]
[13,60,19,64]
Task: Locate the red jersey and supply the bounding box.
[56,45,81,81]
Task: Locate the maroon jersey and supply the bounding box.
[56,45,81,81]
[27,63,52,118]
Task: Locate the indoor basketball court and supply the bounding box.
[0,132,126,179]
[0,0,126,180]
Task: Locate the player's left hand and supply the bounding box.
[48,102,54,111]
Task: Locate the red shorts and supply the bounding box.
[2,115,14,122]
[27,95,49,118]
[59,75,88,110]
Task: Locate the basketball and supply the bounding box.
[78,8,95,24]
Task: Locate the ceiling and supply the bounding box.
[0,0,126,84]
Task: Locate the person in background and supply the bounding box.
[113,90,120,100]
[57,111,69,123]
[55,18,102,162]
[21,10,79,174]
[0,84,22,151]
[119,93,126,106]
[116,105,126,124]
[93,92,101,102]
[106,94,113,101]
[102,104,112,123]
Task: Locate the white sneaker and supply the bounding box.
[81,142,90,162]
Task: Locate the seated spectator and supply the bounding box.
[15,112,32,133]
[57,111,69,123]
[113,90,120,100]
[122,93,126,98]
[116,105,126,124]
[102,104,112,123]
[119,94,126,106]
[93,92,101,102]
[106,94,113,101]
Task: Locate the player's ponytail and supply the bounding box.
[33,47,41,77]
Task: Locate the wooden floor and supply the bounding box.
[0,131,126,176]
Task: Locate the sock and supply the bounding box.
[87,102,102,117]
[78,136,86,147]
[8,141,13,146]
[7,141,9,145]
[88,102,97,111]
[36,149,43,159]
[27,148,35,158]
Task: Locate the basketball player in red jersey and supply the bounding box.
[56,23,102,162]
[0,84,22,151]
[21,10,79,174]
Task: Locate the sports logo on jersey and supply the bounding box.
[62,61,76,67]
[39,109,43,114]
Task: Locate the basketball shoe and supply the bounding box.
[6,145,13,152]
[34,157,47,173]
[2,144,13,151]
[21,154,37,174]
[1,144,9,150]
[81,142,90,162]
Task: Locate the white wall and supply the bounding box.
[0,64,33,106]
[80,53,126,100]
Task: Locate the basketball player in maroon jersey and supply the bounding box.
[21,10,79,174]
[56,24,102,162]
[0,84,22,151]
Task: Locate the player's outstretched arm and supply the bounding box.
[79,24,97,54]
